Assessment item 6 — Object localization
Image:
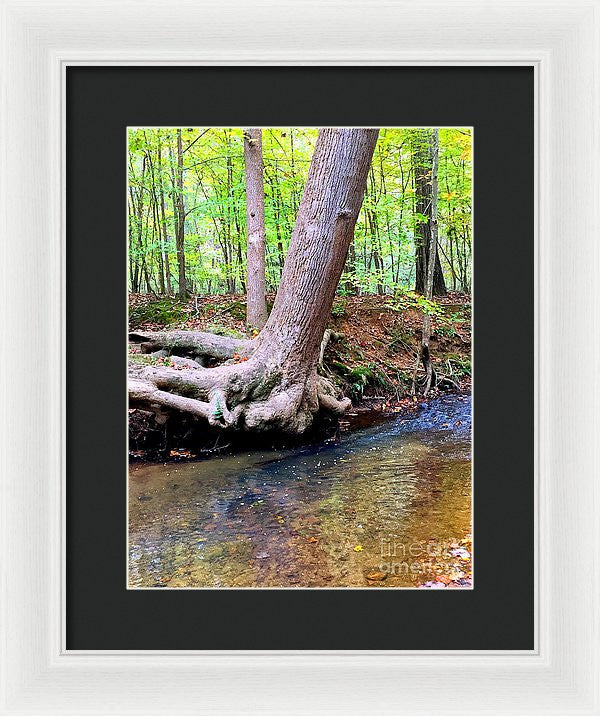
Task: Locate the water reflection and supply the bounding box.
[129,394,472,588]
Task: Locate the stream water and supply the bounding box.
[128,394,472,588]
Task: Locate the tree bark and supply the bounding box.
[412,129,447,296]
[175,129,187,299]
[421,129,439,395]
[157,135,172,296]
[243,129,268,329]
[129,128,379,434]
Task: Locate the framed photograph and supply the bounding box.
[2,1,599,714]
[126,122,475,593]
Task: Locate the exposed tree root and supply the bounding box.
[318,329,344,371]
[128,335,351,435]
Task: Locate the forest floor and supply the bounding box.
[129,291,471,434]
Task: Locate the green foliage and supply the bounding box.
[434,323,458,339]
[129,299,187,328]
[444,354,472,377]
[343,364,388,399]
[414,295,443,317]
[434,306,470,339]
[128,127,472,297]
[331,298,348,318]
[392,289,443,317]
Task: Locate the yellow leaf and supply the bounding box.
[354,545,364,552]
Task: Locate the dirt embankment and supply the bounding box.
[128,292,471,456]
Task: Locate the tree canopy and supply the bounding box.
[128,127,472,298]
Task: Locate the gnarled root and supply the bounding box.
[317,376,352,415]
[128,355,352,435]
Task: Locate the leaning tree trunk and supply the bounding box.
[243,128,268,330]
[129,128,379,434]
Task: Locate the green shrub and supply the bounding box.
[346,364,387,398]
[445,354,471,376]
[331,298,348,318]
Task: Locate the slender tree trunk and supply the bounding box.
[412,129,447,296]
[135,157,148,292]
[265,167,286,277]
[130,128,379,434]
[175,129,187,299]
[289,129,299,214]
[345,240,356,293]
[244,128,268,329]
[157,137,172,296]
[421,129,439,395]
[145,143,165,295]
[225,136,236,293]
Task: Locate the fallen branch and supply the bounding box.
[129,330,253,362]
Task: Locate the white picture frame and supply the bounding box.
[1,0,599,713]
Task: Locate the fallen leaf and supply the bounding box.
[366,571,387,581]
[353,545,364,552]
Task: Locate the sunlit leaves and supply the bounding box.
[128,127,472,296]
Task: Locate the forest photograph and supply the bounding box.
[128,127,473,589]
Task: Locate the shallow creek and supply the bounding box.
[129,394,472,588]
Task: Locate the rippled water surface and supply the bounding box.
[129,394,472,588]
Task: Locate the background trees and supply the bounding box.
[130,129,379,434]
[127,127,472,300]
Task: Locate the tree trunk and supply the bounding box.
[421,129,439,395]
[129,128,379,434]
[175,129,187,299]
[157,137,172,296]
[225,135,236,293]
[412,129,447,297]
[243,128,268,329]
